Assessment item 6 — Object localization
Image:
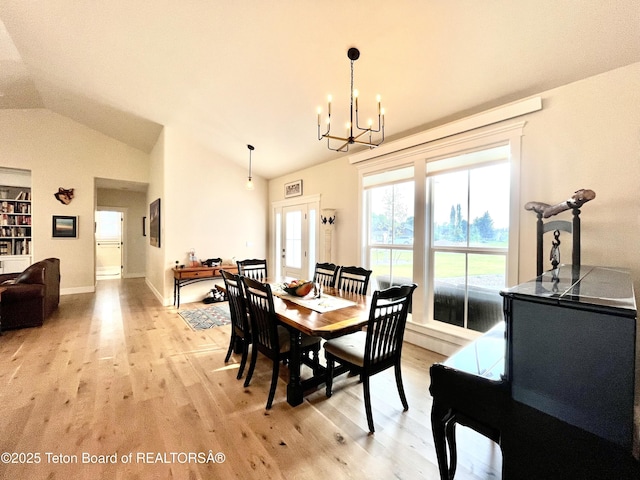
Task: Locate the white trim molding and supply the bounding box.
[349,96,541,165]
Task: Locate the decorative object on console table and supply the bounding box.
[149,198,160,247]
[52,215,78,238]
[284,179,303,198]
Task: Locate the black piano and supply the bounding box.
[430,265,640,479]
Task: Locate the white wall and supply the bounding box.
[518,62,640,284]
[153,127,268,305]
[0,109,149,293]
[268,157,359,269]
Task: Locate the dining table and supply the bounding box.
[268,282,373,406]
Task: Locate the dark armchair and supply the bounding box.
[0,258,60,330]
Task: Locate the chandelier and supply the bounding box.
[317,47,385,152]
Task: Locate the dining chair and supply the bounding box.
[313,262,339,288]
[236,258,268,280]
[220,269,252,380]
[324,283,418,433]
[335,265,372,295]
[241,276,322,409]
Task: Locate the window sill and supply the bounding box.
[404,317,483,357]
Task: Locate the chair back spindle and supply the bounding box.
[236,259,268,280]
[313,262,339,288]
[336,266,372,295]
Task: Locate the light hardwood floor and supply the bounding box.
[0,278,502,479]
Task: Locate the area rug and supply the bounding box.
[179,303,231,330]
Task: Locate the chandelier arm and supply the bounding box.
[324,134,350,142]
[352,139,382,147]
[351,129,372,141]
[356,116,383,133]
[318,123,331,140]
[326,137,350,152]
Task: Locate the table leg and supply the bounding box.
[174,278,181,308]
[286,330,304,406]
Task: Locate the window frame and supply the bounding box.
[356,121,525,344]
[363,175,415,290]
[426,154,511,331]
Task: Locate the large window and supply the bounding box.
[364,167,414,290]
[428,146,510,332]
[356,117,527,347]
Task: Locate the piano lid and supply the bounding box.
[442,322,506,381]
[501,265,636,315]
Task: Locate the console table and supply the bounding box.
[173,265,238,308]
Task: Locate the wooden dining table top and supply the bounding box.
[270,284,372,339]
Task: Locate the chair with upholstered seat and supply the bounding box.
[241,276,322,409]
[236,258,268,280]
[324,283,417,433]
[221,269,252,379]
[335,265,372,295]
[313,262,339,288]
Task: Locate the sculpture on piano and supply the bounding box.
[524,188,595,275]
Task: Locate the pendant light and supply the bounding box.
[246,144,255,190]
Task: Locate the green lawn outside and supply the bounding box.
[369,248,506,281]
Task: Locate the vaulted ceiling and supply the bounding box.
[0,1,638,179]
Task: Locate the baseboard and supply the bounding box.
[144,278,168,306]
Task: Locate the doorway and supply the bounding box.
[96,209,123,279]
[273,195,320,281]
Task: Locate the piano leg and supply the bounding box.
[431,400,456,480]
[445,418,458,479]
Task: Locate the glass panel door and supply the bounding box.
[282,205,308,281]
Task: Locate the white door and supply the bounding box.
[281,205,308,281]
[95,210,123,278]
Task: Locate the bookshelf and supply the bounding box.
[0,185,32,272]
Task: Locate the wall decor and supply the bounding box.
[54,187,74,205]
[284,180,303,198]
[150,198,161,247]
[52,215,78,238]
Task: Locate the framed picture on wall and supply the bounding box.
[150,198,161,247]
[284,179,303,198]
[52,215,78,238]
